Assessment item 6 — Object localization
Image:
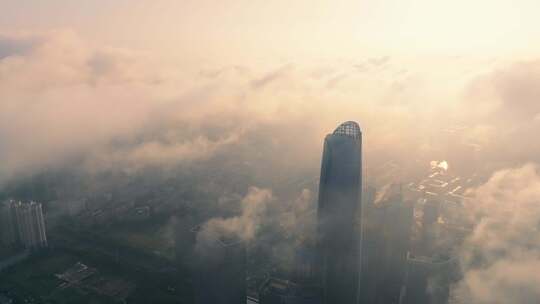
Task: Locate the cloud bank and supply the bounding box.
[3,30,540,303]
[0,30,474,188]
[452,164,540,304]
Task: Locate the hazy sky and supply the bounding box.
[3,0,540,63]
[2,0,540,183]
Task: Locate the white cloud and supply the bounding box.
[452,164,540,304]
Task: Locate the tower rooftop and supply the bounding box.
[333,121,361,139]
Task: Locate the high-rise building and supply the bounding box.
[316,121,363,304]
[190,226,247,304]
[292,242,318,282]
[400,253,457,304]
[10,201,48,249]
[418,199,441,256]
[0,200,18,246]
[358,186,378,304]
[359,184,414,304]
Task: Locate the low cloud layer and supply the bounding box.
[2,29,540,303]
[196,186,273,249]
[452,164,540,304]
[0,30,487,188]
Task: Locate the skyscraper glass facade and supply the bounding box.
[317,121,362,304]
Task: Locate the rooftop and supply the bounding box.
[9,200,42,209]
[333,121,361,139]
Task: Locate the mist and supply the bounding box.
[2,29,540,303]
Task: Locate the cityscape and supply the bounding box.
[0,120,495,304]
[2,1,540,304]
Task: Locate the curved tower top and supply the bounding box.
[318,119,362,304]
[332,121,361,139]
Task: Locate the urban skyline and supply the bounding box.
[2,1,540,303]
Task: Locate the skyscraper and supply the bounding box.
[401,253,457,304]
[317,121,362,304]
[0,200,18,246]
[10,201,48,249]
[359,184,414,304]
[190,225,247,304]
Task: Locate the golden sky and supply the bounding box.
[2,0,540,183]
[2,0,540,63]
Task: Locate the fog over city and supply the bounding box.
[2,1,540,304]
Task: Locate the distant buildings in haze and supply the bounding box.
[181,224,247,304]
[0,200,48,249]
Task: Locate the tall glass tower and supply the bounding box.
[317,121,362,304]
